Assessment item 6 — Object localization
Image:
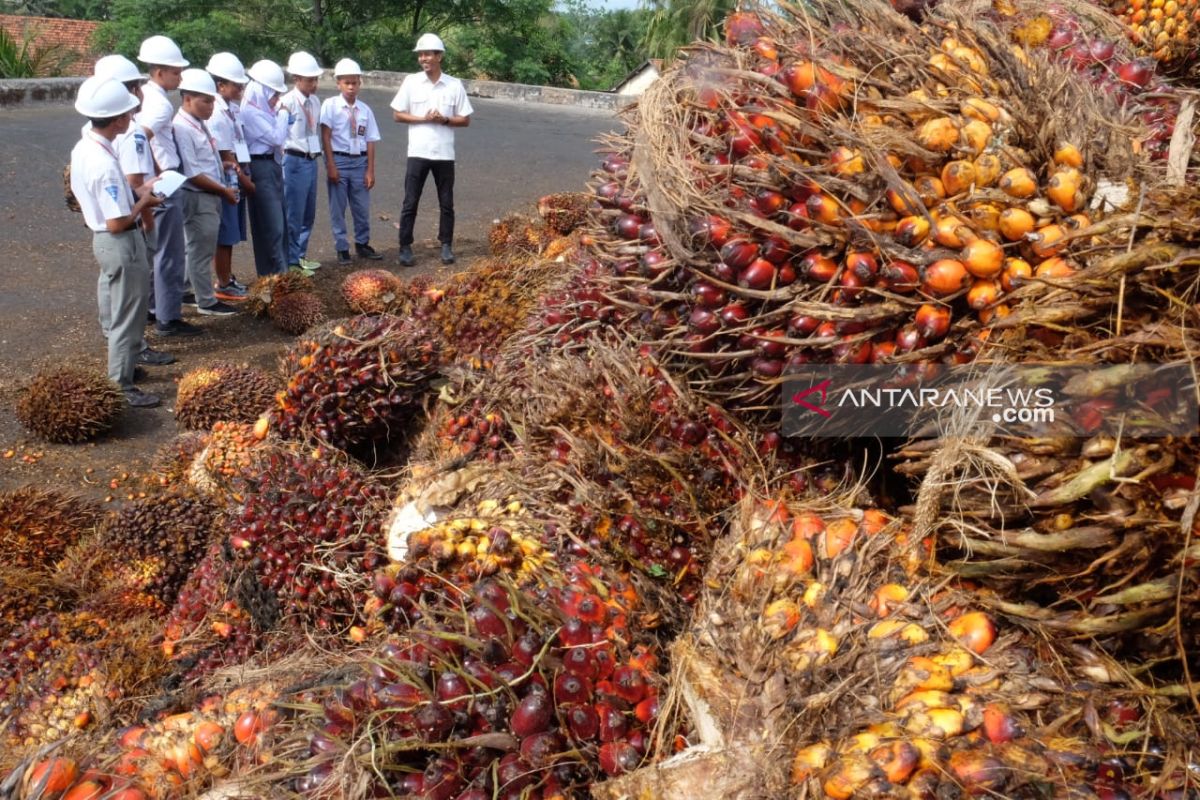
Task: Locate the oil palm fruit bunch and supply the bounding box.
[273,314,440,456]
[230,449,388,634]
[150,431,210,486]
[0,485,102,573]
[174,362,280,431]
[489,213,555,261]
[269,290,327,335]
[15,366,124,443]
[0,568,73,642]
[341,268,403,314]
[435,396,513,461]
[538,192,594,236]
[244,271,314,317]
[186,420,272,498]
[1109,0,1199,65]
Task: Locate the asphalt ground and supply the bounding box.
[0,90,619,494]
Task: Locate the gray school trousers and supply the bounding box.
[148,192,187,323]
[93,227,150,390]
[182,190,220,309]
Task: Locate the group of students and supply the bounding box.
[70,33,474,409]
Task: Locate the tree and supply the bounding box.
[640,0,733,61]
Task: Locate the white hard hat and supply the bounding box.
[94,54,144,84]
[206,52,248,84]
[333,58,362,76]
[247,59,287,93]
[413,33,445,52]
[179,68,217,95]
[286,51,323,78]
[76,76,140,117]
[137,35,188,68]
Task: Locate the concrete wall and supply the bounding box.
[0,73,629,112]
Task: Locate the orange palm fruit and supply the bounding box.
[869,583,910,617]
[967,279,1001,310]
[887,183,924,216]
[1001,257,1032,291]
[999,167,1037,198]
[860,508,890,535]
[903,706,965,739]
[1064,212,1091,231]
[959,119,992,154]
[779,533,815,577]
[965,201,1002,233]
[822,753,875,799]
[829,146,865,176]
[951,46,989,75]
[972,153,1002,186]
[982,703,1024,744]
[822,518,858,559]
[900,656,956,692]
[922,259,970,296]
[940,160,976,194]
[913,175,946,205]
[1034,256,1075,279]
[1053,142,1083,168]
[791,742,833,783]
[916,117,960,152]
[947,611,997,654]
[792,512,825,539]
[1028,223,1066,258]
[869,741,921,784]
[932,214,971,248]
[807,192,841,225]
[997,207,1035,241]
[1045,167,1084,212]
[977,303,1010,324]
[962,238,1004,278]
[895,215,931,246]
[947,751,1008,794]
[960,97,1003,123]
[761,598,802,639]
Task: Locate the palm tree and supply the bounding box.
[640,0,735,61]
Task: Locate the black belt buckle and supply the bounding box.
[332,151,364,158]
[250,153,275,161]
[286,149,319,160]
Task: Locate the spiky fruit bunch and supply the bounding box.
[1111,0,1198,64]
[341,268,403,314]
[269,290,327,335]
[244,271,314,317]
[151,431,210,486]
[231,450,387,632]
[15,366,123,443]
[488,213,553,260]
[174,362,280,431]
[436,398,512,461]
[0,568,72,641]
[188,420,271,497]
[84,490,218,613]
[275,314,440,455]
[537,192,593,236]
[0,486,102,573]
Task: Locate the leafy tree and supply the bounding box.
[0,24,77,76]
[640,0,733,61]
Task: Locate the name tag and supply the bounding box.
[307,134,322,153]
[357,125,366,138]
[234,142,250,163]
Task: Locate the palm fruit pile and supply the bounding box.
[173,362,280,431]
[272,314,439,457]
[1110,0,1200,65]
[537,192,594,236]
[14,366,124,443]
[429,391,514,462]
[268,289,327,335]
[489,213,557,261]
[185,420,272,499]
[0,568,73,642]
[341,267,402,314]
[243,271,313,317]
[0,485,102,573]
[150,431,210,486]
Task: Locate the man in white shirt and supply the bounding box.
[281,52,324,271]
[136,34,203,338]
[390,33,472,267]
[319,58,383,265]
[175,69,240,317]
[70,77,164,407]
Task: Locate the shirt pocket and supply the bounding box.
[407,87,432,116]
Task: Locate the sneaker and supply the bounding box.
[182,292,197,307]
[228,275,248,291]
[356,243,383,261]
[299,257,322,271]
[215,282,248,301]
[123,387,161,408]
[137,347,177,366]
[154,319,204,337]
[197,301,239,316]
[441,243,456,265]
[337,250,352,265]
[398,245,415,267]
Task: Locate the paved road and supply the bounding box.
[0,92,618,491]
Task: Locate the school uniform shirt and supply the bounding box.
[280,88,322,155]
[389,71,473,161]
[211,96,249,163]
[137,81,181,171]
[241,81,289,157]
[117,127,155,179]
[70,130,134,233]
[319,95,380,156]
[173,109,223,189]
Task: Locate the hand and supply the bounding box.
[425,109,444,124]
[327,165,340,184]
[364,169,375,190]
[133,177,160,199]
[222,187,239,205]
[240,176,256,196]
[141,208,155,232]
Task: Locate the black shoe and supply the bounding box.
[441,243,455,265]
[132,366,148,382]
[398,245,415,267]
[123,387,161,408]
[337,250,352,265]
[197,300,238,317]
[182,292,197,307]
[154,319,204,337]
[147,310,157,325]
[137,347,176,366]
[356,243,383,261]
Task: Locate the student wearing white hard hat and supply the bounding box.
[70,77,165,408]
[241,59,290,275]
[281,51,324,270]
[390,32,472,266]
[92,54,178,373]
[319,58,383,265]
[136,35,204,338]
[206,52,254,301]
[174,68,240,319]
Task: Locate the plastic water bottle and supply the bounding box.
[225,166,240,202]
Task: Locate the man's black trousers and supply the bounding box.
[398,157,455,246]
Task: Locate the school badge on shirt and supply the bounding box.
[105,185,120,201]
[135,133,146,155]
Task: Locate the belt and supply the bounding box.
[285,149,320,160]
[331,151,365,158]
[249,153,276,161]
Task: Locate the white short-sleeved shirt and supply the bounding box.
[117,128,155,178]
[281,88,322,155]
[137,81,180,171]
[211,96,248,161]
[174,109,223,188]
[319,95,380,155]
[71,131,134,233]
[389,72,472,161]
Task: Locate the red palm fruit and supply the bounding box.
[754,190,788,216]
[415,701,455,741]
[688,307,721,335]
[788,314,820,336]
[634,695,660,724]
[566,704,600,740]
[720,238,759,269]
[785,201,811,231]
[718,302,749,326]
[558,618,591,647]
[512,631,544,667]
[760,235,792,264]
[614,214,643,240]
[423,758,465,800]
[639,222,660,245]
[555,672,594,706]
[846,251,879,281]
[982,703,1023,744]
[574,593,607,624]
[870,340,896,363]
[948,751,1008,794]
[799,252,838,283]
[511,692,555,737]
[27,758,80,795]
[438,673,470,709]
[755,329,789,357]
[612,666,649,704]
[456,790,490,800]
[834,337,872,364]
[594,645,616,679]
[521,731,567,767]
[914,304,951,340]
[690,215,732,247]
[753,358,785,378]
[724,11,765,46]
[598,742,642,777]
[563,646,598,678]
[234,710,267,745]
[63,781,106,800]
[468,604,508,639]
[496,753,536,795]
[597,703,629,742]
[739,259,777,290]
[839,270,867,302]
[691,281,726,308]
[880,260,919,293]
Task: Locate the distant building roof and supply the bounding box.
[0,14,101,76]
[610,59,663,96]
